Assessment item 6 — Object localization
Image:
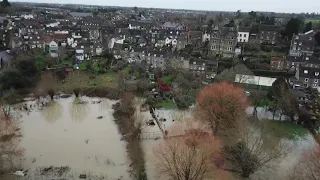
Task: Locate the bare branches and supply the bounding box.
[288,146,320,180]
[221,120,289,178]
[152,120,220,180]
[36,72,60,99]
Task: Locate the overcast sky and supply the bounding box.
[12,0,320,13]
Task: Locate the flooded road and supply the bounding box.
[16,96,130,180]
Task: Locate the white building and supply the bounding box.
[237,31,250,43]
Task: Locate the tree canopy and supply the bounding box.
[303,21,313,33]
[284,18,304,40]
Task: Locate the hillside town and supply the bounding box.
[1,0,320,180]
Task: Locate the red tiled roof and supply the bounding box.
[53,34,67,41]
[41,35,53,44]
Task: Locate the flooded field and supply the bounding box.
[14,96,130,180]
[2,96,317,180]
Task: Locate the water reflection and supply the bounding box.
[41,100,62,123]
[69,97,89,122]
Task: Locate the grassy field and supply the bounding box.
[305,18,320,24]
[78,61,99,72]
[266,120,308,140]
[155,98,176,109]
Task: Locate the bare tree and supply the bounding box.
[287,146,320,180]
[220,119,289,178]
[63,72,91,97]
[36,72,60,100]
[250,90,266,117]
[152,120,220,180]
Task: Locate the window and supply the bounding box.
[239,39,242,42]
[305,78,309,82]
[244,39,246,42]
[316,72,319,76]
[244,34,247,38]
[239,34,242,37]
[304,70,308,74]
[315,79,318,83]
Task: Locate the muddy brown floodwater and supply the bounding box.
[14,96,130,180]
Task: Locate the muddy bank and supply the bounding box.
[113,93,147,180]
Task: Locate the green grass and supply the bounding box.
[161,75,175,84]
[122,66,131,73]
[78,61,88,70]
[262,51,285,57]
[266,120,308,140]
[155,98,176,109]
[104,72,115,80]
[305,18,320,24]
[59,54,72,65]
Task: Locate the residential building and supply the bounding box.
[295,66,320,89]
[289,30,315,57]
[161,22,186,31]
[285,55,320,72]
[270,57,284,71]
[258,25,280,44]
[237,27,250,43]
[209,26,237,57]
[249,25,280,45]
[189,58,218,79]
[48,41,58,58]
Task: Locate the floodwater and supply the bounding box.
[14,96,130,180]
[6,97,317,180]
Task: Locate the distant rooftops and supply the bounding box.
[69,12,93,18]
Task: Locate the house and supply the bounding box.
[21,14,34,20]
[270,57,284,71]
[48,41,58,58]
[294,66,320,89]
[69,12,93,20]
[289,30,315,57]
[75,48,85,61]
[209,26,237,57]
[285,55,320,72]
[42,20,60,28]
[189,58,218,78]
[248,25,280,45]
[161,22,186,31]
[146,52,166,69]
[258,25,280,44]
[237,27,250,43]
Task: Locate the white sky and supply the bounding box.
[11,0,320,13]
